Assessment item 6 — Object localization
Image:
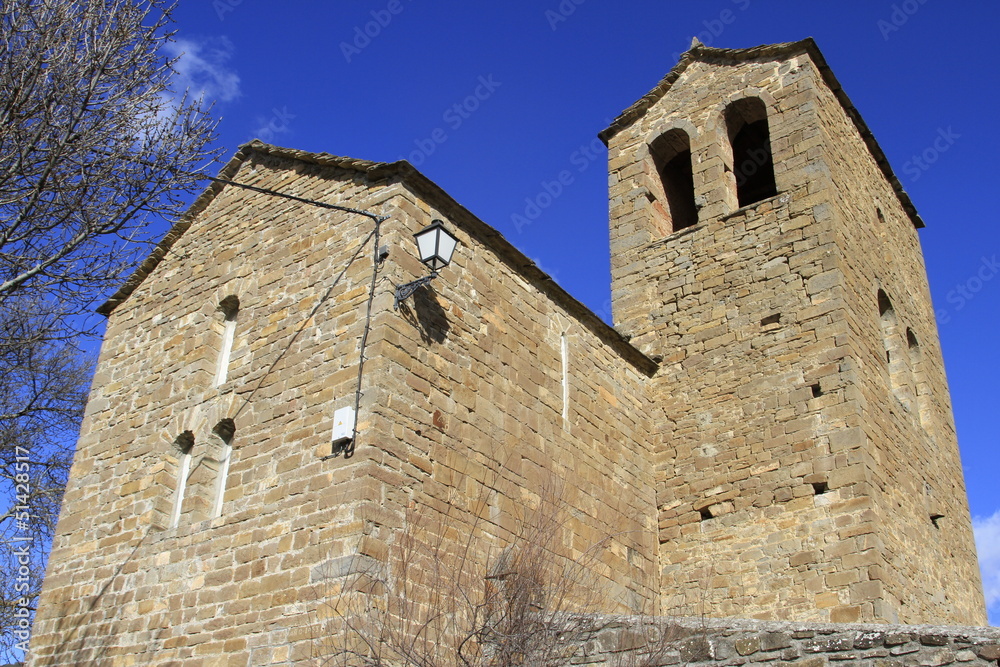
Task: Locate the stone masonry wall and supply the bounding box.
[28,146,664,665]
[602,45,984,626]
[805,56,984,624]
[606,54,882,623]
[560,615,1000,667]
[28,152,407,665]
[341,173,663,617]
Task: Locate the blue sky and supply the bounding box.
[164,1,999,622]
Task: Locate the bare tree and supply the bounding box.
[0,0,223,658]
[0,0,222,315]
[0,300,90,660]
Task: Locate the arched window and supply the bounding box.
[725,98,777,207]
[215,295,239,386]
[878,290,914,410]
[211,419,236,519]
[170,431,195,529]
[907,328,931,429]
[649,128,698,232]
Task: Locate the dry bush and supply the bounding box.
[309,459,687,667]
[311,466,610,667]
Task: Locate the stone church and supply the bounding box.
[27,39,988,665]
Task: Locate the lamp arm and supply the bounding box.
[393,272,439,310]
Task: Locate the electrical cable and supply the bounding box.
[332,217,384,459]
[127,160,391,459]
[207,176,388,223]
[234,225,377,422]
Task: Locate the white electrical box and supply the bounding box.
[332,406,355,447]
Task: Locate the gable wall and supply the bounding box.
[324,178,663,620]
[29,152,663,665]
[28,153,407,665]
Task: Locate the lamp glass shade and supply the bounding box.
[413,220,459,271]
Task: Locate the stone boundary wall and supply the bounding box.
[563,615,1000,667]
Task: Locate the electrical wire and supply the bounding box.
[234,225,377,422]
[144,162,390,459]
[207,176,388,223]
[207,174,388,458]
[78,149,394,460]
[336,218,383,459]
[192,169,388,460]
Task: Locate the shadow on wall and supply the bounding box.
[400,285,450,344]
[42,527,167,664]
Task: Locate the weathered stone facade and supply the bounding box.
[27,39,986,665]
[603,41,983,625]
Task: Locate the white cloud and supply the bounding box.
[973,509,1000,625]
[162,36,240,104]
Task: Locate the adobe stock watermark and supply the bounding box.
[213,0,243,21]
[398,75,502,167]
[340,0,414,64]
[251,106,296,143]
[735,145,771,189]
[511,135,606,233]
[545,0,586,31]
[11,446,35,654]
[670,0,752,61]
[877,0,930,40]
[936,255,1000,326]
[902,127,959,182]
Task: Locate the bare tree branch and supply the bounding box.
[0,0,223,320]
[0,300,90,660]
[0,0,223,659]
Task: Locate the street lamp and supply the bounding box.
[394,220,460,310]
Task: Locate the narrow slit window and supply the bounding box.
[560,332,569,423]
[212,419,236,519]
[171,431,195,529]
[215,295,240,386]
[725,98,778,207]
[649,128,698,232]
[878,290,914,410]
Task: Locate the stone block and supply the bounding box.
[735,635,762,656]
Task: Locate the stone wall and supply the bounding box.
[27,149,394,665]
[561,616,1000,667]
[27,144,663,665]
[606,51,885,624]
[807,54,983,623]
[602,42,983,625]
[342,167,663,616]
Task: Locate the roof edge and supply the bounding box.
[97,144,253,315]
[598,38,924,229]
[97,141,396,316]
[385,160,659,376]
[97,141,658,376]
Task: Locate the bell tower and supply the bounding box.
[601,39,985,625]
